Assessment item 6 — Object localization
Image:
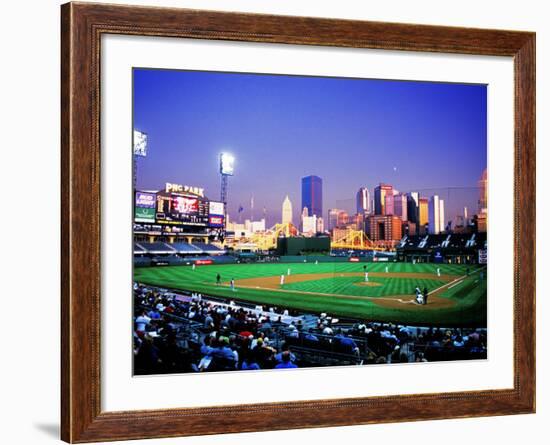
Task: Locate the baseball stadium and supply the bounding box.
[132,69,488,375]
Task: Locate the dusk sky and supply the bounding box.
[133,69,487,227]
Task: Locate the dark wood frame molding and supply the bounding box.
[61,2,536,442]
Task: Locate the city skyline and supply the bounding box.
[134,68,487,227]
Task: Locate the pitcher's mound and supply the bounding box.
[353,281,383,287]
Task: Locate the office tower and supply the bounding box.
[393,194,408,222]
[374,184,393,215]
[439,199,445,233]
[301,175,323,217]
[328,209,349,230]
[282,195,293,225]
[384,193,394,216]
[365,215,403,243]
[356,187,371,215]
[407,192,419,223]
[418,197,429,234]
[428,195,441,234]
[478,168,488,213]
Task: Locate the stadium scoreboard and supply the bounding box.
[134,187,225,229]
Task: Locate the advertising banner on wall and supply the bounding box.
[135,192,156,222]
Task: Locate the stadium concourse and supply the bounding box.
[133,283,487,375]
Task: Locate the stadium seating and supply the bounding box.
[171,242,202,253]
[139,242,176,254]
[192,242,225,253]
[134,243,147,253]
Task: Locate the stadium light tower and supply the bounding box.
[219,152,235,202]
[219,152,235,233]
[133,130,148,189]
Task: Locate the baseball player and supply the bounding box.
[280,274,285,286]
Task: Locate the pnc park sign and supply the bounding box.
[165,182,205,197]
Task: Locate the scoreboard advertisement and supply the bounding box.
[156,194,209,226]
[134,189,226,230]
[208,201,225,227]
[134,192,156,223]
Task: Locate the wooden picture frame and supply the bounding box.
[61,2,535,442]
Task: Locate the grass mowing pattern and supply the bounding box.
[134,262,486,327]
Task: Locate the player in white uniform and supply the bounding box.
[280,274,285,285]
[192,263,196,271]
[287,268,291,276]
[385,266,389,273]
[415,287,424,304]
[364,271,369,282]
[437,267,441,277]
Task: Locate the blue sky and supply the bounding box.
[133,68,487,226]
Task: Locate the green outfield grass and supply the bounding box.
[134,262,487,327]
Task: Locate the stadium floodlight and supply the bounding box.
[133,130,148,157]
[219,152,235,176]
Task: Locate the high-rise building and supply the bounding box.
[356,187,371,215]
[282,195,293,225]
[301,175,323,218]
[407,192,419,223]
[300,206,309,232]
[393,194,408,222]
[374,184,393,215]
[428,195,441,234]
[478,168,488,213]
[439,199,446,233]
[365,215,402,246]
[316,216,324,233]
[302,214,321,235]
[418,197,429,234]
[384,194,394,216]
[328,209,349,230]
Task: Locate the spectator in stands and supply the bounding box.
[274,351,298,369]
[275,343,296,364]
[241,348,261,371]
[147,307,162,320]
[133,284,486,375]
[135,310,151,335]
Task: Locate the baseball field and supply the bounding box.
[134,262,487,327]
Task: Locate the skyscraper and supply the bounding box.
[374,184,393,215]
[384,194,394,216]
[439,199,446,233]
[407,192,419,224]
[328,209,348,231]
[418,197,429,234]
[478,168,488,213]
[282,195,293,225]
[393,194,408,222]
[429,195,441,234]
[356,187,371,215]
[301,175,323,218]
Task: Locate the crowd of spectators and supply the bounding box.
[133,284,487,375]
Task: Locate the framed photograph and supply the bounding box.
[61,2,535,442]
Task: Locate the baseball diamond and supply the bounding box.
[134,261,486,327]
